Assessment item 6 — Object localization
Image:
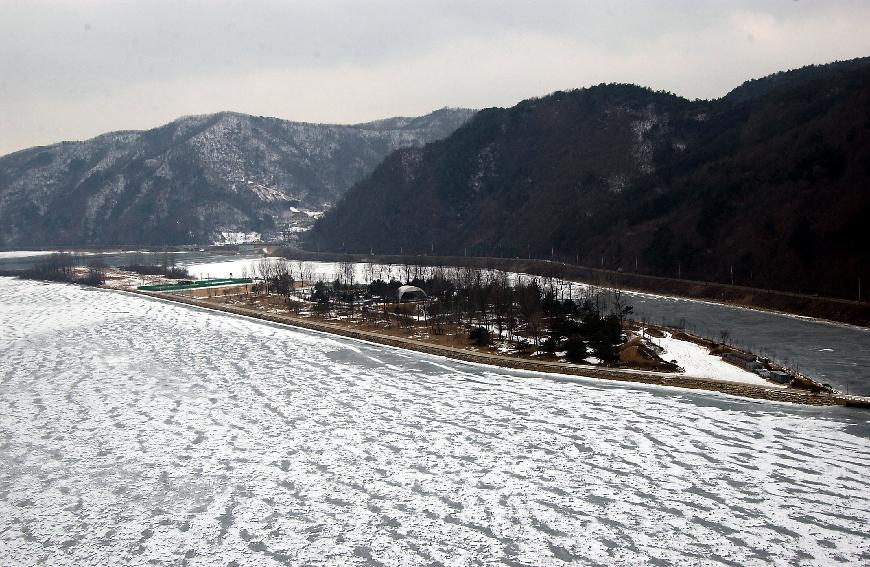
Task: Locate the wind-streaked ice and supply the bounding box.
[1,278,869,566]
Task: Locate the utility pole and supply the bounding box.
[730,264,734,285]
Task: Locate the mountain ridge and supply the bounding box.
[0,108,474,159]
[308,57,870,299]
[0,107,474,246]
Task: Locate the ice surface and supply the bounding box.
[183,257,274,280]
[1,278,869,566]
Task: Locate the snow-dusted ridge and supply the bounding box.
[0,108,475,247]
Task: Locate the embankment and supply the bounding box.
[138,290,870,409]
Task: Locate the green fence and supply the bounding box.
[137,278,253,292]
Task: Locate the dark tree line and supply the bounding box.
[288,265,631,364]
[119,250,191,279]
[22,252,106,286]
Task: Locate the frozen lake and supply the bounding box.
[0,249,258,273]
[1,278,869,565]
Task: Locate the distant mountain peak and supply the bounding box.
[0,108,475,247]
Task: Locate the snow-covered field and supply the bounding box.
[646,331,779,387]
[1,278,869,566]
[179,258,391,282]
[183,257,272,280]
[0,250,58,259]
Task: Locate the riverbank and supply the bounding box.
[6,276,869,566]
[8,257,867,397]
[271,249,870,328]
[136,289,870,408]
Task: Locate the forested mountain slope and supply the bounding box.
[308,58,870,298]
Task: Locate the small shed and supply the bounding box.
[723,351,763,372]
[397,285,427,303]
[769,371,792,384]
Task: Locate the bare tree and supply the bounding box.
[611,288,633,322]
[364,262,376,285]
[340,261,355,287]
[256,258,277,295]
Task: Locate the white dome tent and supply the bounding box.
[397,285,427,303]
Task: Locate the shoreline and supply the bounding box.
[173,260,870,333]
[4,248,868,330]
[271,249,870,328]
[136,289,870,409]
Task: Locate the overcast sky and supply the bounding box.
[2,0,870,155]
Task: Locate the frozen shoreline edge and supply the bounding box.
[123,287,870,409]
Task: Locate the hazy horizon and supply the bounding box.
[3,0,870,155]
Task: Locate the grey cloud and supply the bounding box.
[2,0,870,154]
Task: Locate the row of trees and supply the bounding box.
[119,250,190,278]
[246,261,633,364]
[24,252,106,286]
